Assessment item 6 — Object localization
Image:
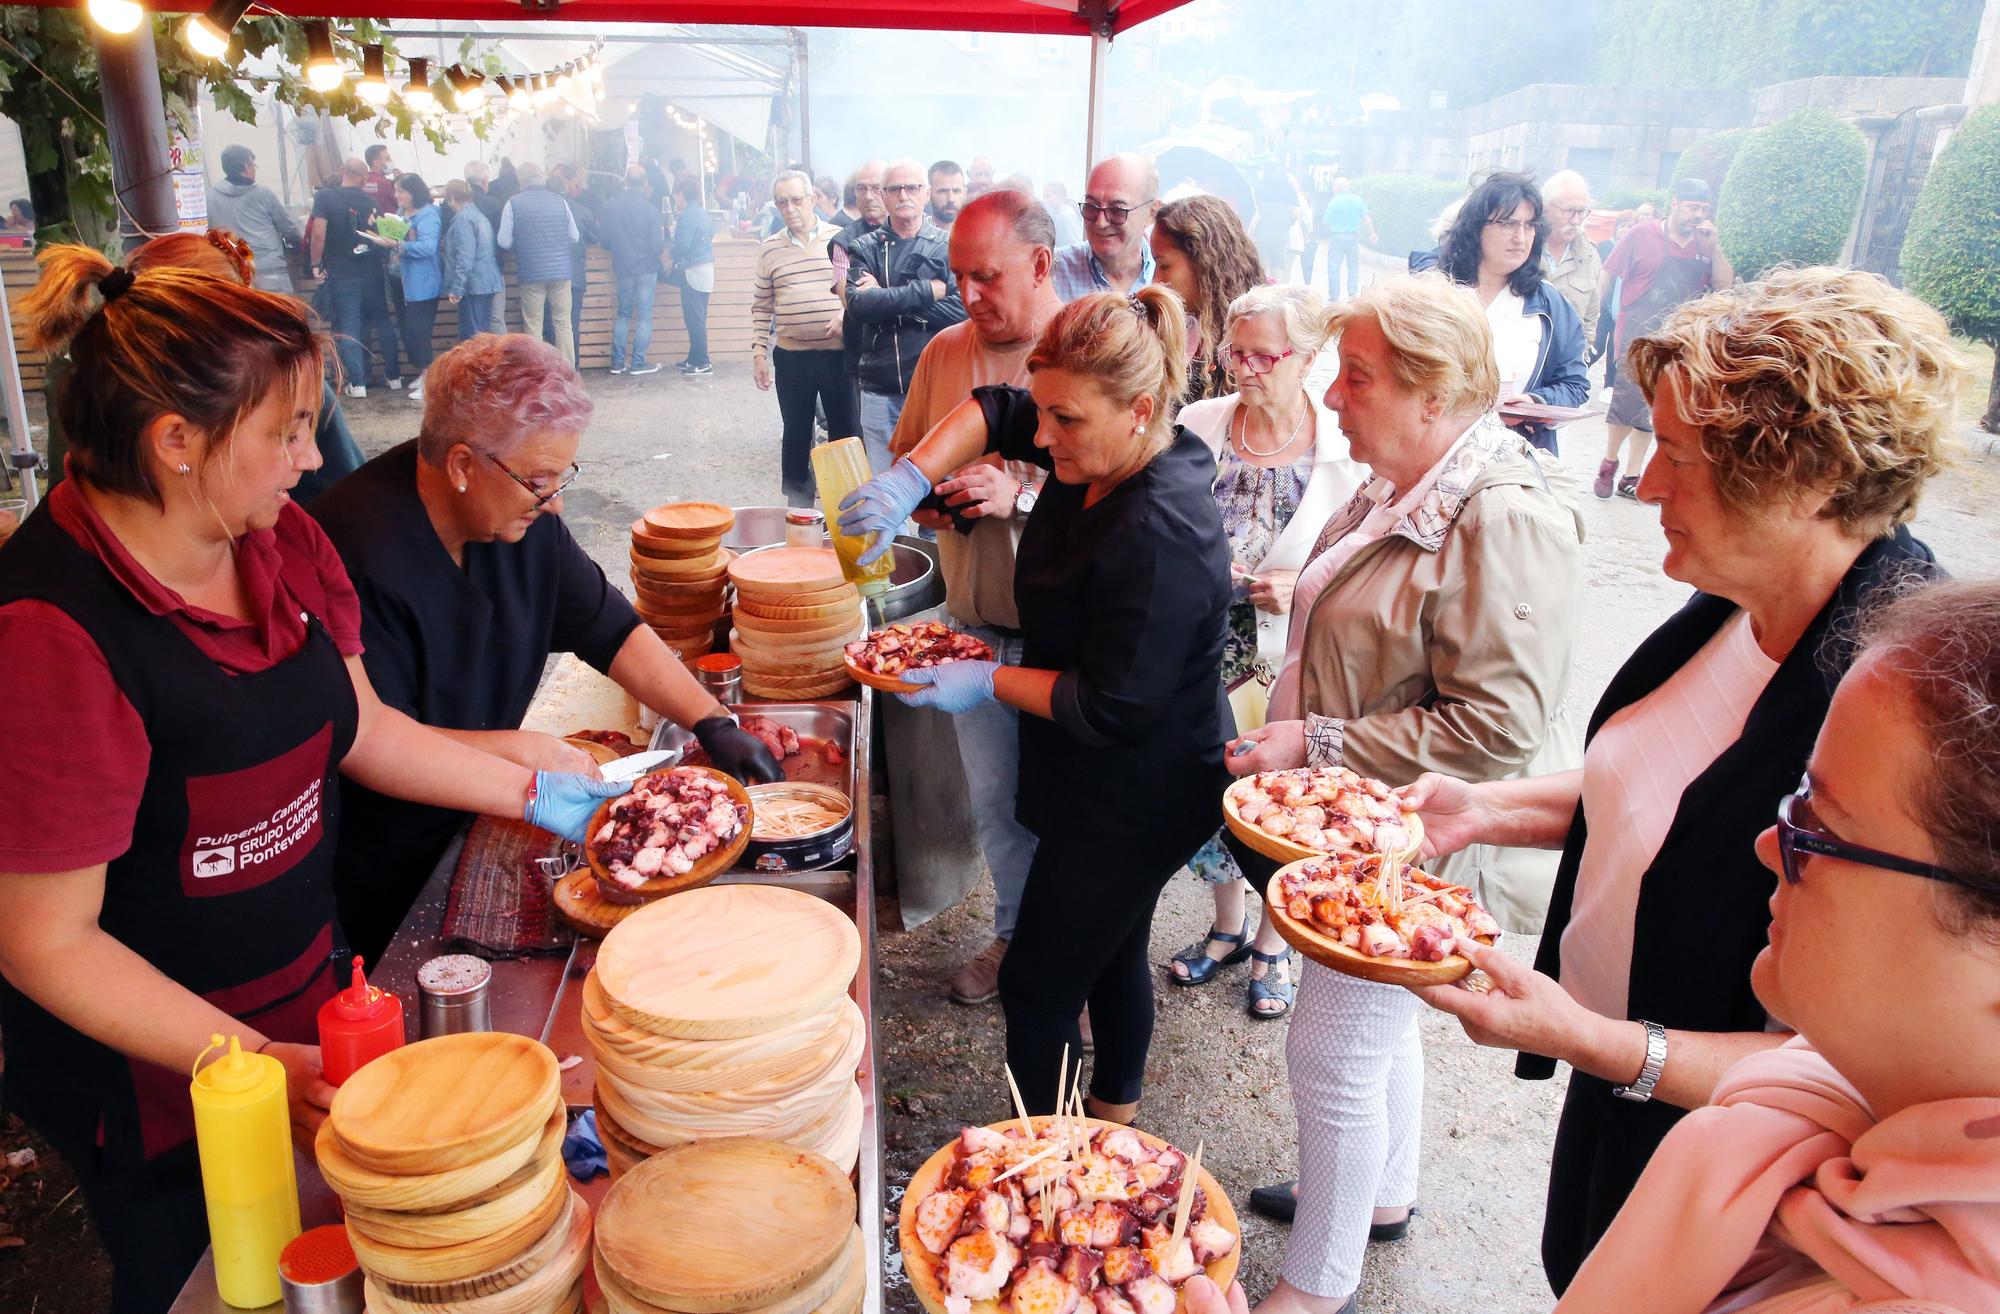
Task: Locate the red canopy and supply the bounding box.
[45,0,1192,32]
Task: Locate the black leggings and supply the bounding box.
[999,835,1188,1111]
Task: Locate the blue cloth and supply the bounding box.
[1050,240,1154,302]
[562,1109,607,1181]
[396,204,443,302]
[602,192,665,278]
[499,189,578,285]
[613,272,657,369]
[457,291,494,340]
[1322,192,1368,234]
[441,203,502,300]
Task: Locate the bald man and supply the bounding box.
[1050,152,1159,300]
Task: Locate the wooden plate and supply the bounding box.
[345,1164,569,1284]
[642,503,735,539]
[898,1116,1240,1314]
[741,673,855,701]
[554,871,641,937]
[582,767,753,901]
[735,591,861,621]
[373,1189,588,1306]
[1220,775,1426,866]
[343,1153,565,1249]
[329,1033,560,1177]
[595,1224,860,1314]
[594,1097,661,1183]
[631,550,729,580]
[728,547,847,596]
[317,1099,565,1214]
[594,1138,856,1314]
[841,657,920,695]
[735,614,863,646]
[582,974,861,1091]
[595,885,860,1040]
[1264,856,1493,986]
[564,738,626,769]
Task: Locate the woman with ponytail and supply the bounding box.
[0,249,621,1313]
[839,286,1233,1118]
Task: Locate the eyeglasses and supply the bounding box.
[1484,218,1542,236]
[1774,774,1980,889]
[1555,206,1589,221]
[853,183,884,195]
[1080,199,1155,226]
[1221,345,1296,377]
[882,183,925,197]
[486,453,582,508]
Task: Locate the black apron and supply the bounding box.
[0,503,358,1172]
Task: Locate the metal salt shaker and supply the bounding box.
[693,652,744,706]
[416,953,492,1038]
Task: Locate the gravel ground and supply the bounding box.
[3,338,1993,1313]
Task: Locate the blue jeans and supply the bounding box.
[327,273,396,387]
[858,389,904,477]
[949,624,1037,940]
[1329,234,1363,298]
[457,292,494,340]
[613,272,657,369]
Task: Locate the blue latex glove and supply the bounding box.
[895,659,999,714]
[837,457,933,566]
[525,771,630,841]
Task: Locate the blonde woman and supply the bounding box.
[839,288,1232,1118]
[1167,284,1367,1018]
[1228,272,1585,1313]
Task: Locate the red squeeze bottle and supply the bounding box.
[316,956,405,1086]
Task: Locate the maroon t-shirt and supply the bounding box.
[1603,220,1714,314]
[0,481,363,873]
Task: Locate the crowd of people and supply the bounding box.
[0,137,1994,1314]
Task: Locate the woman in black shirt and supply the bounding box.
[840,288,1232,1119]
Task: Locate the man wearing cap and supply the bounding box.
[1594,177,1734,499]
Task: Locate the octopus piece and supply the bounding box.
[1233,790,1270,824]
[944,1230,1019,1303]
[1358,922,1405,958]
[1258,811,1296,838]
[1121,1275,1177,1314]
[1008,1263,1080,1314]
[1187,1217,1239,1265]
[1069,1157,1135,1204]
[1099,1246,1150,1288]
[630,846,664,877]
[1132,1160,1173,1193]
[970,1187,1013,1237]
[1409,925,1453,962]
[915,1189,973,1255]
[1086,1201,1135,1251]
[1142,1236,1199,1285]
[1092,1290,1139,1314]
[1057,1208,1094,1248]
[1097,1127,1152,1166]
[959,1152,1002,1191]
[1059,1246,1104,1293]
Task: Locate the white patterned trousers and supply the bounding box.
[1280,960,1425,1298]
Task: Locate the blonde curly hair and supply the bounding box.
[1626,266,1967,538]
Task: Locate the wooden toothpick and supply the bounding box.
[1170,1140,1205,1246]
[993,1139,1068,1184]
[1004,1064,1032,1139]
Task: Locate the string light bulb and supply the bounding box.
[302,21,344,94]
[87,0,144,34]
[356,44,391,104]
[504,75,532,112]
[531,73,555,108]
[401,56,435,112]
[555,62,575,96]
[182,0,251,59]
[443,64,486,112]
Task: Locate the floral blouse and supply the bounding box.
[1212,441,1314,688]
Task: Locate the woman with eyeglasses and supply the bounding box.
[1396,267,1956,1297]
[1226,273,1585,1314]
[1539,578,2000,1312]
[309,333,781,963]
[0,256,624,1313]
[1163,284,1366,1019]
[1412,170,1589,455]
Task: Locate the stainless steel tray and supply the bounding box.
[649,701,857,803]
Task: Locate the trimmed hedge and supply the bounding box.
[1904,104,2000,429]
[1717,109,1867,279]
[1351,174,1467,262]
[1671,128,1747,197]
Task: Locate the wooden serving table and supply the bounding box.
[170,657,885,1314]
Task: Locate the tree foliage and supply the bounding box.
[1671,128,1746,196]
[1596,0,1985,90]
[1902,105,2000,431]
[1715,108,1865,279]
[1351,173,1464,259]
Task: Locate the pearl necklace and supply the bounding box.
[1236,401,1309,459]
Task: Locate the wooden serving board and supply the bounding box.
[364,1191,590,1314]
[346,1164,569,1284]
[371,1189,589,1307]
[1221,777,1426,866]
[554,870,642,937]
[318,1100,564,1214]
[595,885,861,1040]
[733,610,863,640]
[631,550,730,580]
[1264,856,1492,986]
[344,1154,565,1249]
[565,738,626,769]
[741,672,855,700]
[582,973,858,1087]
[330,1033,560,1177]
[595,1138,857,1314]
[594,1224,860,1314]
[899,1117,1240,1314]
[841,658,920,695]
[582,767,754,900]
[735,592,862,622]
[630,519,722,555]
[642,502,734,539]
[728,547,848,595]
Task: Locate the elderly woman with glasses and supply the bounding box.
[310,333,780,962]
[1396,267,1958,1297]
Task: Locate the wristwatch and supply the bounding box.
[1612,1020,1668,1103]
[1013,480,1038,518]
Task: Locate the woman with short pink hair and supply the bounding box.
[309,332,782,961]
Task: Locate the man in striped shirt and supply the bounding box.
[752,169,855,506]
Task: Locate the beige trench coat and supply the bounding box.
[1295,428,1586,933]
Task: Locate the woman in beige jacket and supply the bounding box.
[1225,273,1584,1314]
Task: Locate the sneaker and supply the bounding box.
[343,384,367,399]
[1592,458,1619,500]
[407,382,425,404]
[628,363,662,376]
[609,363,627,375]
[948,937,1008,1005]
[386,377,403,391]
[1616,476,1640,501]
[679,362,713,376]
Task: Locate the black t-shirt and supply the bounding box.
[312,184,382,278]
[970,385,1234,855]
[309,441,642,958]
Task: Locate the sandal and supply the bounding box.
[1168,917,1252,987]
[1247,946,1295,1019]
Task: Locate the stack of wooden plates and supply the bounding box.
[582,885,865,1177]
[727,548,863,700]
[631,503,736,662]
[593,1139,863,1314]
[315,1033,589,1314]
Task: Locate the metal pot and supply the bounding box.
[721,506,794,553]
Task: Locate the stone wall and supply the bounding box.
[1750,76,1967,124]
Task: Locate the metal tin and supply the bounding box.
[416,954,492,1038]
[743,781,855,874]
[784,508,827,549]
[278,1225,363,1314]
[693,653,744,705]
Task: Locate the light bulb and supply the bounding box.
[505,76,532,112]
[402,56,435,112]
[355,43,390,104]
[303,22,343,94]
[446,65,486,113]
[531,74,555,108]
[87,0,144,35]
[182,0,249,59]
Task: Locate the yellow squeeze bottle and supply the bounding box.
[190,1033,300,1308]
[811,436,897,597]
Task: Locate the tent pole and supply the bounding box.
[0,260,41,509]
[1085,13,1111,178]
[795,29,812,173]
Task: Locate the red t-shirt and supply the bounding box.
[1603,220,1713,314]
[0,481,364,872]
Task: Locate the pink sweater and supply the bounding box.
[1555,1039,2000,1314]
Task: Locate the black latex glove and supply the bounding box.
[693,715,784,784]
